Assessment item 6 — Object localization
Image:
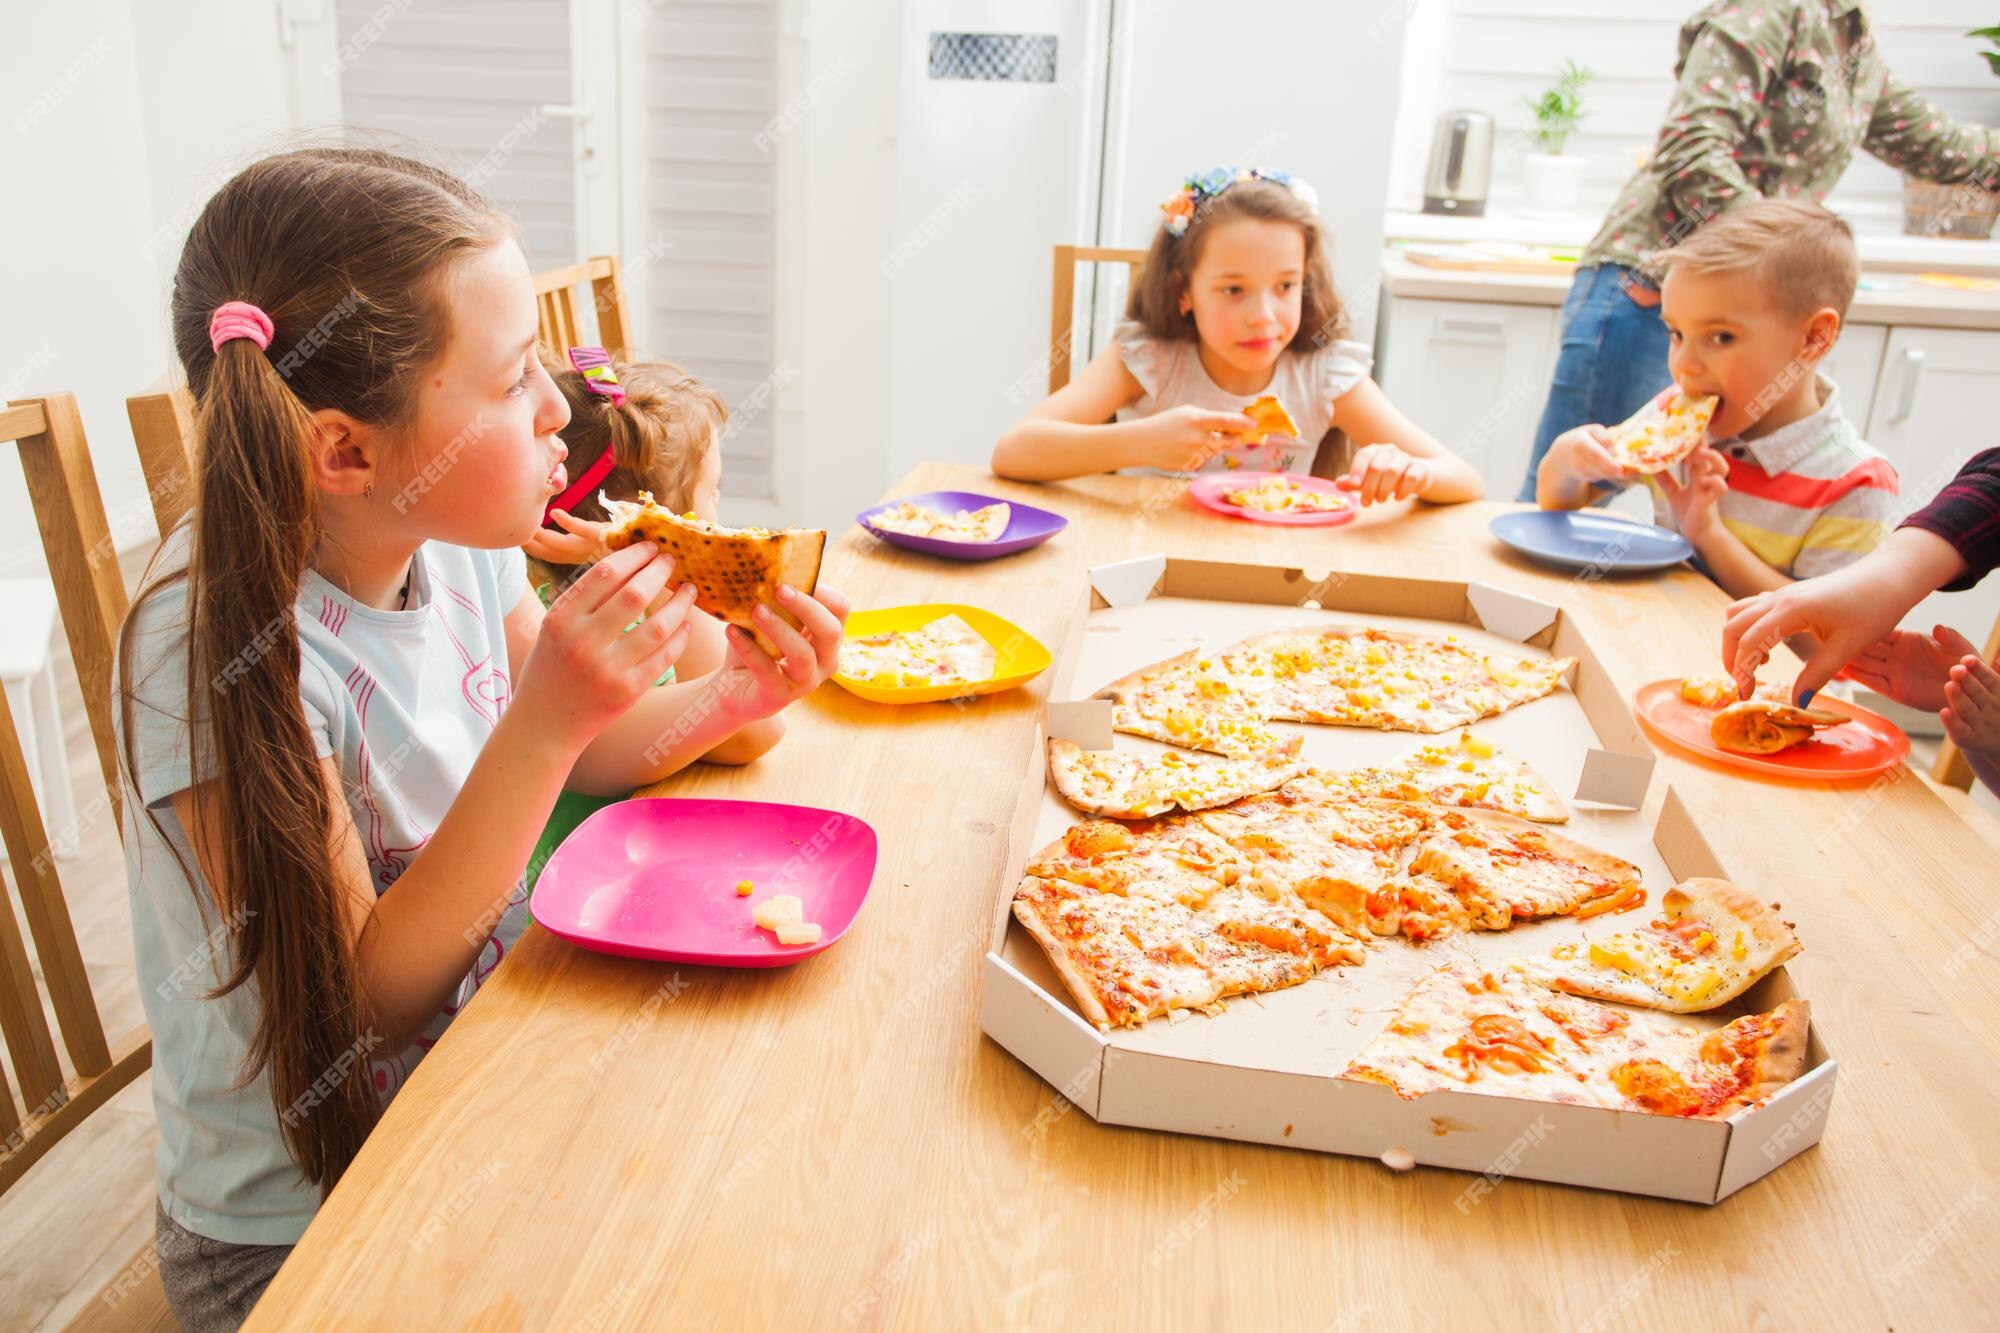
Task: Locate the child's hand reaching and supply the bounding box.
[524,508,608,566]
[1136,404,1257,472]
[1657,446,1729,542]
[712,584,851,721]
[1943,652,2000,759]
[1845,625,1979,712]
[1337,443,1431,506]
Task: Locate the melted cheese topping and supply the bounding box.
[838,613,996,688]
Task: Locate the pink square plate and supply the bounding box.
[530,798,878,967]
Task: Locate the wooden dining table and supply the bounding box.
[250,463,2000,1330]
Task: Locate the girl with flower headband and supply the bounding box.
[115,147,845,1327]
[993,166,1483,506]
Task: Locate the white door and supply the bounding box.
[1865,325,2000,645]
[332,0,620,283]
[1378,297,1558,500]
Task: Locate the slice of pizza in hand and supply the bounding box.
[602,491,825,657]
[1241,395,1301,444]
[1046,739,1305,820]
[1517,877,1801,1013]
[1607,388,1719,473]
[1710,699,1846,755]
[1294,730,1568,824]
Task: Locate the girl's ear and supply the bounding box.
[306,407,381,497]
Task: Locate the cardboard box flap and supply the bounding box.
[1047,699,1115,749]
[980,953,1108,1118]
[1575,748,1654,810]
[1089,555,1167,609]
[1466,581,1560,645]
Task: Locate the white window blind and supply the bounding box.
[639,0,780,502]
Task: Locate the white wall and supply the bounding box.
[0,0,340,579]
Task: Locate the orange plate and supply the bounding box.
[1634,678,1909,781]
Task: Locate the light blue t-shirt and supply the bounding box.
[118,527,533,1245]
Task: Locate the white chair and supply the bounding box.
[0,577,78,858]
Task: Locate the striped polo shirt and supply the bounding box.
[1640,377,1898,579]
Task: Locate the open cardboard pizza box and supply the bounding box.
[978,556,1836,1204]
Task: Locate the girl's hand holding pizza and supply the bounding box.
[515,542,700,750]
[713,584,851,720]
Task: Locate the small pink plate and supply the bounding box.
[1188,471,1358,526]
[530,798,877,967]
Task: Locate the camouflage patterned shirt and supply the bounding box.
[1583,0,1999,273]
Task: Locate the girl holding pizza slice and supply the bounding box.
[116,147,846,1328]
[991,166,1483,508]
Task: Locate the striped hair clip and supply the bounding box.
[566,346,627,407]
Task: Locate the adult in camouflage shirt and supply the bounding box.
[1516,0,1999,500]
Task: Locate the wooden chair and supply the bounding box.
[124,387,195,542]
[2,395,164,1327]
[1932,611,2000,790]
[533,254,633,358]
[1047,245,1146,393]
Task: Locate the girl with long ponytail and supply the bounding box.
[117,147,848,1330]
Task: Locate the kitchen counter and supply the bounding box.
[1380,250,2000,331]
[1385,208,2000,276]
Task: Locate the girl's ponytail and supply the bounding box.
[121,146,502,1191]
[188,324,376,1188]
[546,352,727,525]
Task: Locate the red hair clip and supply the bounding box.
[566,346,626,407]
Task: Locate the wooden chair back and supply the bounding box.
[534,255,633,358]
[1047,245,1146,393]
[124,387,195,540]
[0,394,151,1196]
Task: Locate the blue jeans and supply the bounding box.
[1516,264,1673,501]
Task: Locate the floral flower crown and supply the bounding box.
[1158,166,1320,238]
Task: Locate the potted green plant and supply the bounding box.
[1902,26,2000,239]
[1521,59,1594,216]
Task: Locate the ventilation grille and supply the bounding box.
[927,32,1057,83]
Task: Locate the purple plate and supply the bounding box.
[855,490,1068,561]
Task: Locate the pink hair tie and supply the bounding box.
[209,301,274,353]
[566,346,627,407]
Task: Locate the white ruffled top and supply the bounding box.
[1112,319,1374,474]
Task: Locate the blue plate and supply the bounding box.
[1489,509,1693,574]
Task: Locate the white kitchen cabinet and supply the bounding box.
[1376,297,1560,500]
[1864,326,2000,645]
[1822,324,1885,440]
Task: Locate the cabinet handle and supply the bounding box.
[1434,316,1507,346]
[1890,347,1926,423]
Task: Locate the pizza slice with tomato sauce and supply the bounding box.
[1344,966,1811,1119]
[1397,809,1645,942]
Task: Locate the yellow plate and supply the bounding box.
[832,604,1051,704]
